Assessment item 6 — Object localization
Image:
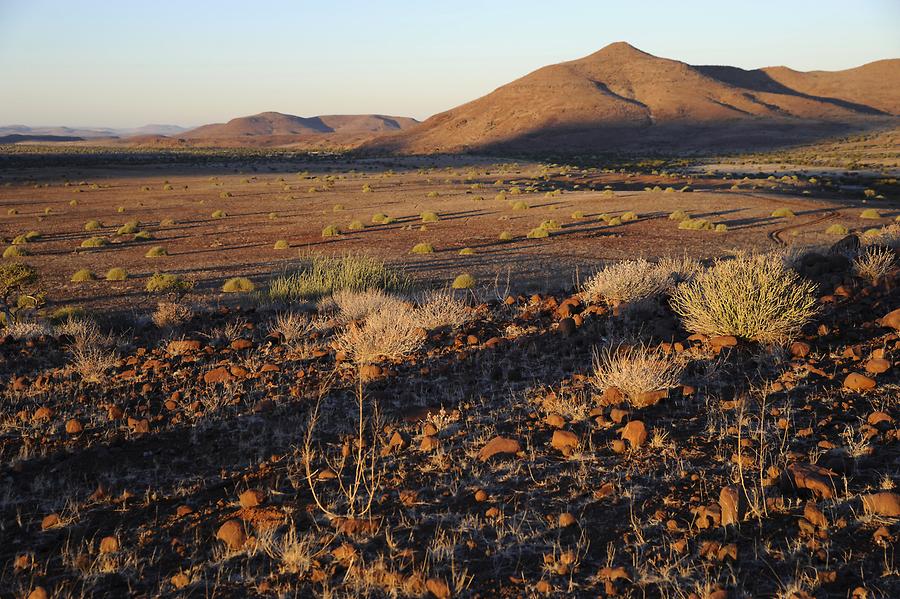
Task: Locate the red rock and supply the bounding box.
[99,536,119,553]
[260,363,280,373]
[545,413,566,428]
[360,364,383,380]
[880,308,900,330]
[865,358,890,374]
[620,420,648,449]
[41,513,60,530]
[709,335,738,349]
[786,462,836,499]
[230,339,253,350]
[65,418,83,435]
[861,492,900,517]
[167,339,201,354]
[474,489,488,502]
[32,407,53,422]
[239,489,266,508]
[867,411,893,427]
[843,372,876,391]
[550,430,579,453]
[804,502,828,528]
[478,436,521,461]
[27,587,49,599]
[558,512,577,527]
[216,519,246,549]
[790,341,811,358]
[420,435,440,451]
[719,486,744,526]
[204,366,235,384]
[610,440,626,453]
[425,577,451,599]
[609,408,629,423]
[634,389,668,408]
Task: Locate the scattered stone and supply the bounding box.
[99,536,119,553]
[167,339,201,354]
[861,492,900,517]
[843,372,876,391]
[620,420,648,449]
[550,430,579,453]
[239,489,266,508]
[425,577,451,599]
[216,519,246,550]
[474,489,488,502]
[41,513,60,530]
[27,588,49,599]
[719,486,745,526]
[65,418,83,435]
[558,512,577,528]
[545,413,565,428]
[709,335,738,349]
[420,435,440,451]
[204,366,235,384]
[880,308,900,330]
[230,339,253,351]
[478,436,521,461]
[804,502,828,528]
[790,341,811,358]
[786,462,836,499]
[864,358,890,374]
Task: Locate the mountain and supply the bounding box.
[181,112,419,145]
[366,42,900,154]
[0,124,188,142]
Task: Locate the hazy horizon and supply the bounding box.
[2,0,899,129]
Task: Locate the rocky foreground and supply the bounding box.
[1,248,899,598]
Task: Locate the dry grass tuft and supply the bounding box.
[416,289,471,330]
[152,301,194,328]
[335,304,424,364]
[592,343,684,407]
[852,245,896,283]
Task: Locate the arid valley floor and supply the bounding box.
[0,132,899,599]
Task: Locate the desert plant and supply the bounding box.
[678,218,713,230]
[80,236,108,248]
[268,253,409,302]
[421,211,440,223]
[668,210,689,221]
[540,219,561,231]
[274,240,290,250]
[592,343,684,407]
[371,213,390,225]
[0,262,38,323]
[117,221,139,235]
[146,272,192,294]
[607,217,623,226]
[511,201,528,211]
[670,252,817,342]
[347,219,365,231]
[498,231,513,241]
[621,211,639,222]
[571,210,584,219]
[860,208,881,219]
[416,288,471,329]
[322,224,341,238]
[852,245,896,283]
[84,220,103,231]
[3,245,27,258]
[335,305,423,364]
[70,344,118,383]
[212,210,226,218]
[458,247,475,255]
[71,269,94,282]
[411,242,434,254]
[145,246,167,258]
[771,207,796,218]
[583,259,676,308]
[105,267,127,281]
[451,273,476,290]
[826,223,850,235]
[715,223,728,232]
[152,300,193,328]
[222,277,255,293]
[527,227,550,239]
[134,230,154,241]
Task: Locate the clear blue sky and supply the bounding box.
[1,0,898,128]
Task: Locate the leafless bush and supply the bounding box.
[319,289,409,324]
[852,245,896,283]
[271,311,320,345]
[582,259,676,307]
[592,342,685,407]
[152,300,194,328]
[71,344,119,382]
[4,320,50,340]
[415,289,471,330]
[335,305,423,364]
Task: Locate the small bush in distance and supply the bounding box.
[421,211,440,223]
[81,236,108,248]
[146,273,192,294]
[451,273,476,289]
[322,224,341,238]
[105,267,127,281]
[826,223,849,235]
[222,277,255,293]
[145,246,167,258]
[771,207,796,218]
[84,220,103,231]
[860,208,881,219]
[411,242,434,254]
[71,269,94,282]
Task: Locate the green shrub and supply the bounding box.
[117,221,139,235]
[3,245,27,258]
[451,273,476,289]
[499,231,513,241]
[860,208,881,219]
[826,223,849,235]
[571,211,584,220]
[347,219,365,231]
[274,240,290,250]
[427,190,440,198]
[105,267,127,281]
[715,223,728,232]
[81,236,108,248]
[146,272,192,294]
[84,220,103,231]
[322,224,341,238]
[669,210,689,222]
[160,218,176,227]
[71,269,94,282]
[145,246,167,257]
[222,277,255,293]
[459,247,475,255]
[220,191,232,199]
[511,201,528,211]
[372,213,391,225]
[678,218,713,231]
[211,210,226,218]
[133,230,154,241]
[771,207,796,218]
[411,242,434,254]
[527,227,550,239]
[670,252,817,343]
[539,219,561,231]
[268,253,409,301]
[362,184,373,193]
[607,217,623,226]
[421,211,440,223]
[621,211,638,222]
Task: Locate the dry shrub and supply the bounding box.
[4,320,50,340]
[320,289,409,324]
[415,289,471,330]
[852,245,896,283]
[71,345,119,382]
[592,343,684,407]
[670,252,817,343]
[152,301,194,328]
[335,305,423,364]
[582,258,677,307]
[271,311,322,345]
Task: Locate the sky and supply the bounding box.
[1,0,898,129]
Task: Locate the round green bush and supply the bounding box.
[527,227,550,239]
[411,242,434,254]
[105,267,127,281]
[274,240,289,250]
[459,247,475,255]
[145,246,168,257]
[826,223,849,236]
[222,277,255,293]
[322,224,341,238]
[3,245,27,258]
[860,208,881,219]
[84,220,103,231]
[117,221,139,235]
[499,231,513,241]
[421,211,440,223]
[81,236,108,248]
[71,269,94,282]
[451,273,476,289]
[771,208,796,218]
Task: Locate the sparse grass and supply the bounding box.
[222,277,255,293]
[498,231,513,241]
[274,240,290,250]
[146,272,192,294]
[527,227,550,239]
[852,245,896,283]
[3,245,27,258]
[322,224,341,238]
[71,269,94,282]
[826,223,850,235]
[105,267,127,281]
[84,220,103,231]
[670,252,817,342]
[860,208,881,219]
[372,213,391,224]
[458,247,475,255]
[771,207,796,218]
[621,211,638,222]
[539,219,561,231]
[715,223,728,232]
[152,300,193,328]
[416,288,471,329]
[678,218,713,230]
[212,210,227,218]
[511,201,528,211]
[451,273,476,289]
[268,253,409,302]
[411,242,434,254]
[335,304,423,364]
[421,211,440,223]
[592,343,685,407]
[347,219,365,231]
[117,221,139,235]
[583,259,677,307]
[571,210,584,219]
[133,230,154,241]
[145,246,167,258]
[668,209,688,221]
[80,236,108,248]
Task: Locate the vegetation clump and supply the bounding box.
[146,273,192,294]
[145,246,167,258]
[268,253,409,302]
[451,273,476,289]
[80,236,108,248]
[411,242,434,254]
[321,224,341,238]
[105,267,127,281]
[222,277,255,293]
[71,269,94,282]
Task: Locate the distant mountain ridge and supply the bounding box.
[0,124,188,141]
[182,112,419,140]
[365,42,900,154]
